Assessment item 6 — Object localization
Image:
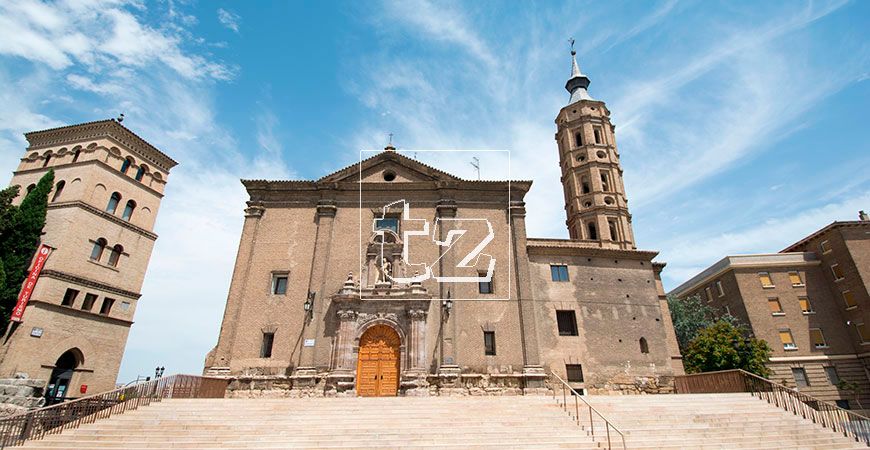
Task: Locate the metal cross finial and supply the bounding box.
[569,37,576,55]
[470,156,480,180]
[388,132,393,144]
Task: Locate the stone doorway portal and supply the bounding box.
[356,324,400,397]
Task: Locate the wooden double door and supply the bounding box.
[356,325,400,397]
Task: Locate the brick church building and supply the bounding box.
[204,50,684,396]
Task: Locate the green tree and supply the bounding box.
[0,171,53,328]
[667,294,739,351]
[683,320,772,377]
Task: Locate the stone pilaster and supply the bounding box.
[299,200,337,370]
[509,201,544,390]
[435,199,457,367]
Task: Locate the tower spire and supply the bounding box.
[565,38,593,104]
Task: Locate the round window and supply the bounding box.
[576,154,586,162]
[604,197,615,205]
[383,170,397,182]
[596,150,606,159]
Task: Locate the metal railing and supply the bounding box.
[550,371,626,450]
[0,374,228,448]
[675,369,870,446]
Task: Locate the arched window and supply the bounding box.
[587,222,598,240]
[72,149,81,163]
[107,244,123,267]
[51,181,65,202]
[26,184,36,194]
[575,132,583,147]
[106,192,121,213]
[581,176,590,194]
[90,238,107,261]
[122,200,136,221]
[608,220,618,241]
[135,164,148,182]
[42,151,52,168]
[639,337,649,354]
[120,157,133,174]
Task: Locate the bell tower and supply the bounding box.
[555,45,635,249]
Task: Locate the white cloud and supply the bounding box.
[660,191,870,290]
[0,0,234,81]
[217,8,240,33]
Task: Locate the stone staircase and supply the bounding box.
[16,394,868,449]
[583,393,868,449]
[18,397,596,449]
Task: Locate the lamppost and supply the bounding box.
[304,291,315,319]
[441,290,453,319]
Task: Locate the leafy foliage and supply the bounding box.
[667,294,739,351]
[683,320,772,377]
[0,171,53,327]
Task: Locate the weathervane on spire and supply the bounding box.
[569,37,575,55]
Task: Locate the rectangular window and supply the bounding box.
[825,366,840,385]
[810,328,827,348]
[483,331,496,356]
[831,264,845,280]
[120,301,131,312]
[788,271,804,286]
[550,265,569,282]
[836,399,850,409]
[843,291,857,309]
[791,367,809,388]
[799,296,813,314]
[261,332,274,358]
[566,364,584,382]
[81,293,97,311]
[593,127,602,144]
[705,287,713,302]
[575,132,583,147]
[99,298,115,315]
[716,280,725,297]
[600,172,610,191]
[779,329,796,350]
[556,310,579,336]
[61,288,79,307]
[478,272,493,294]
[768,298,784,315]
[820,240,831,253]
[857,323,869,343]
[375,218,399,234]
[758,272,774,288]
[272,274,288,295]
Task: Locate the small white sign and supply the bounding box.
[30,327,43,337]
[303,339,315,347]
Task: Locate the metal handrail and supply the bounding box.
[0,374,228,448]
[736,369,870,446]
[550,371,626,450]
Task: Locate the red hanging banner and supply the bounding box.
[10,244,52,323]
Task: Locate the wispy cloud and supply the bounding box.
[217,8,240,33]
[0,0,234,80]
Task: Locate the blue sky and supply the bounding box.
[0,0,867,383]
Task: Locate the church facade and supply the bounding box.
[204,52,683,396]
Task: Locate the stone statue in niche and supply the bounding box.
[377,256,392,284]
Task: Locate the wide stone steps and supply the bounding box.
[17,393,869,449]
[577,393,867,449]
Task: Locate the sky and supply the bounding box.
[0,0,867,383]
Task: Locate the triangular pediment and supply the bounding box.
[318,151,464,183]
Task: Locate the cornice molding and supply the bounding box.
[24,120,177,172]
[29,299,134,326]
[40,269,141,300]
[14,158,166,199]
[47,201,158,240]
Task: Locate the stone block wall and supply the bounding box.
[0,377,46,417]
